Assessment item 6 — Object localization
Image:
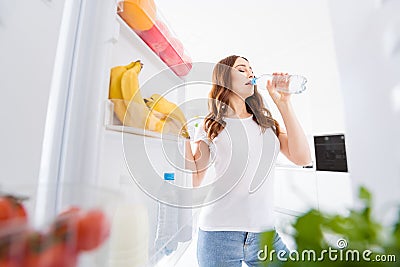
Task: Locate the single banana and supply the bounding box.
[148,93,186,123]
[143,97,154,109]
[145,97,185,136]
[145,114,170,134]
[109,61,139,124]
[121,61,144,104]
[146,94,189,138]
[110,99,135,126]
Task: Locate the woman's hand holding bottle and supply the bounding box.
[266,72,292,106]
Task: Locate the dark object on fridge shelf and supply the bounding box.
[314,134,348,172]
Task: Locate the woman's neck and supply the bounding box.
[226,94,251,118]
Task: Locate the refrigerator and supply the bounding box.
[0,0,196,266]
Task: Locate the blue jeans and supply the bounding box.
[197,229,290,267]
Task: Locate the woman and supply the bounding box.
[185,55,311,266]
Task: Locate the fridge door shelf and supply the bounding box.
[116,0,192,77]
[105,99,188,141]
[116,175,195,267]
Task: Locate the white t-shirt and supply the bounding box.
[193,115,280,233]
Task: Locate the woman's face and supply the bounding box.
[230,57,254,99]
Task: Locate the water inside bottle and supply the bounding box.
[251,74,307,94]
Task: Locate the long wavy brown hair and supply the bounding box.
[204,55,281,140]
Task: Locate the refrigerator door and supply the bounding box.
[0,0,68,187]
[1,0,195,266]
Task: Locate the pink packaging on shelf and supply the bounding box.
[138,19,170,54]
[118,1,193,76]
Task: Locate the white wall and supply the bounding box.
[157,0,346,138]
[0,0,66,186]
[329,0,400,223]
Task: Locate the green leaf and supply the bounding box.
[292,210,326,251]
[281,185,400,267]
[393,209,400,249]
[259,230,278,267]
[359,186,372,206]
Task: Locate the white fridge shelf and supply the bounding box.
[106,125,181,141]
[104,99,187,142]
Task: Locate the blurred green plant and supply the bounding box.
[260,186,400,266]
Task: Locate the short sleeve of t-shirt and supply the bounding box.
[192,122,211,146]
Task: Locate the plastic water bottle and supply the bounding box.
[154,172,178,257]
[251,74,307,94]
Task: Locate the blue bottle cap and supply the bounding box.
[164,172,175,181]
[251,77,257,85]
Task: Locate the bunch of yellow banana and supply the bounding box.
[144,94,189,138]
[108,61,185,136]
